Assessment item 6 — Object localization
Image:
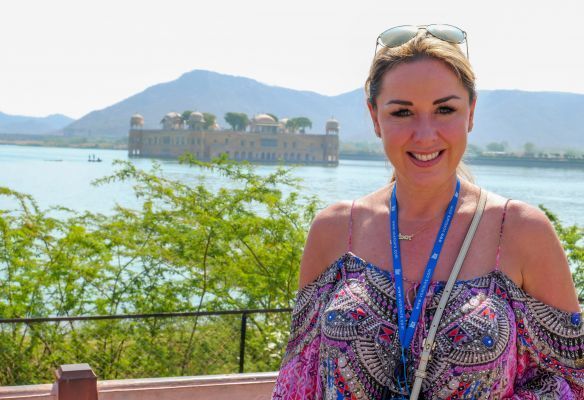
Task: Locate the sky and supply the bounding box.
[1,0,583,119]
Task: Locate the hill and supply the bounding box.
[0,112,74,135]
[472,90,584,150]
[61,70,584,150]
[63,70,370,141]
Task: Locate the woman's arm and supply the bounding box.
[506,200,580,312]
[298,201,351,289]
[273,201,352,399]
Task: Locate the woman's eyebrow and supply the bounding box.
[433,95,460,104]
[385,99,412,106]
[385,95,461,106]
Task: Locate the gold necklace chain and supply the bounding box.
[389,181,464,240]
[398,217,439,240]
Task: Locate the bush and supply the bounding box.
[0,155,318,384]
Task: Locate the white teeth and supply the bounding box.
[411,151,440,161]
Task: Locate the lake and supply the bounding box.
[0,145,582,226]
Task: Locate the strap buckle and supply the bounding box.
[414,369,427,379]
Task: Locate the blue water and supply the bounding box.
[0,145,582,226]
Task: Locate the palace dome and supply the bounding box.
[189,112,204,122]
[130,113,144,127]
[325,118,339,130]
[253,114,276,124]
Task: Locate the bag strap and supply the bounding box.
[409,188,488,400]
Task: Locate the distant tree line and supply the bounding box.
[465,142,584,159]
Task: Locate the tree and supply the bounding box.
[0,156,319,384]
[466,144,482,156]
[524,142,536,156]
[564,149,583,159]
[285,119,297,133]
[224,112,249,131]
[540,205,583,301]
[486,142,507,152]
[286,117,312,134]
[203,113,216,130]
[181,111,193,124]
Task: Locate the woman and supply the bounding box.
[273,25,583,399]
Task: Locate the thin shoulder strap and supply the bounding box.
[410,189,488,400]
[495,199,511,271]
[347,200,355,252]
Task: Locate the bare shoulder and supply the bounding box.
[503,199,580,312]
[298,200,353,289]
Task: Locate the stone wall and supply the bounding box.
[129,129,339,165]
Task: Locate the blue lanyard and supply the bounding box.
[390,179,460,352]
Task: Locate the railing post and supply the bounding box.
[55,363,97,400]
[239,312,248,373]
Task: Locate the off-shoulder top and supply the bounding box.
[273,203,584,399]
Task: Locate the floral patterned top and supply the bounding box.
[272,252,584,399]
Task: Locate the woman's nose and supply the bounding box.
[412,117,438,144]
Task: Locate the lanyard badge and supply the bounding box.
[389,179,460,395]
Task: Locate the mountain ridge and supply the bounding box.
[0,112,74,135]
[10,69,584,150]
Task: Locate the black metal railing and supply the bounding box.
[0,308,292,386]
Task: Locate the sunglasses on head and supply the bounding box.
[374,24,469,59]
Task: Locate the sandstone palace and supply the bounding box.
[128,112,340,166]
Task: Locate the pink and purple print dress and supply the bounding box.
[272,252,584,399]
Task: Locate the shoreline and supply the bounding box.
[340,153,584,169]
[2,141,583,169]
[0,139,126,151]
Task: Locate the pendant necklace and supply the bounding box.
[398,217,439,241]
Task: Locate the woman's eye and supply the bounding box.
[437,106,455,114]
[391,109,412,117]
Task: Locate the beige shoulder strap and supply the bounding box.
[409,189,488,400]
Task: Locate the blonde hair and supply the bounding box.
[365,31,476,182]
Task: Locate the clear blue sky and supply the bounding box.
[1,0,583,119]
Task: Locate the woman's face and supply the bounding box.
[368,58,476,188]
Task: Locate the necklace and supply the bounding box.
[398,217,438,241]
[395,187,463,241]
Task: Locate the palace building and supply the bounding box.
[128,112,340,165]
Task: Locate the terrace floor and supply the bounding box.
[0,368,278,400]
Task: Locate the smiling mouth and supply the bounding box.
[407,150,444,162]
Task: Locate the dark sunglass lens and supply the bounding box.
[427,24,465,43]
[379,26,419,47]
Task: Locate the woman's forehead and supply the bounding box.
[379,58,468,103]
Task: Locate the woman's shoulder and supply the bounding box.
[298,188,388,289]
[494,195,580,312]
[500,196,562,255]
[297,200,353,289]
[474,185,550,233]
